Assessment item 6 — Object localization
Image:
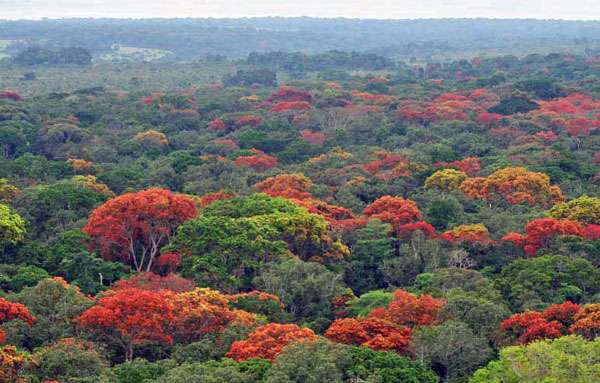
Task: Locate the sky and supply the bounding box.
[1,0,600,20]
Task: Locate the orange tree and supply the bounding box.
[226,323,317,361]
[84,188,197,272]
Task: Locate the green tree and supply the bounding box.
[253,259,348,331]
[0,203,26,246]
[413,320,492,383]
[470,335,600,383]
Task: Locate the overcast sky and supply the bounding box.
[1,0,600,20]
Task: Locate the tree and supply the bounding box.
[152,358,270,383]
[0,298,35,344]
[84,188,197,272]
[425,169,468,192]
[5,278,91,349]
[172,194,347,291]
[0,204,26,246]
[440,224,492,244]
[77,288,175,361]
[226,323,317,362]
[571,303,600,339]
[325,317,412,354]
[369,289,445,327]
[413,320,492,383]
[502,218,585,256]
[171,288,256,344]
[460,167,564,207]
[253,259,348,330]
[0,345,29,383]
[111,272,195,293]
[25,338,107,383]
[550,195,600,225]
[470,335,600,383]
[364,196,427,238]
[264,339,351,383]
[494,255,600,311]
[343,219,394,294]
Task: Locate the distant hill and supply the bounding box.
[1,18,600,60]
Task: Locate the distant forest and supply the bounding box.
[2,18,600,59]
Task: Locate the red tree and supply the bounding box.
[364,196,423,236]
[234,149,278,172]
[83,188,197,272]
[0,298,35,344]
[325,317,412,354]
[78,288,176,361]
[500,311,564,345]
[226,323,317,361]
[502,217,584,256]
[369,290,445,327]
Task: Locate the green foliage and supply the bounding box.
[0,203,26,246]
[346,290,394,317]
[413,320,493,383]
[100,358,177,383]
[494,255,600,311]
[470,336,600,383]
[151,358,271,383]
[254,259,348,331]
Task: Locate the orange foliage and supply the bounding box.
[198,191,236,208]
[270,101,312,113]
[83,189,197,272]
[234,149,278,172]
[133,130,168,146]
[78,288,176,361]
[325,317,412,354]
[0,345,28,382]
[362,150,411,180]
[110,272,195,293]
[440,224,492,244]
[363,196,423,235]
[369,289,445,327]
[226,323,317,361]
[235,115,263,128]
[172,288,256,344]
[570,304,600,339]
[459,167,564,207]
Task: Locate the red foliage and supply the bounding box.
[83,189,197,272]
[299,130,326,146]
[110,272,196,293]
[502,217,584,256]
[235,115,263,128]
[234,149,278,172]
[582,224,600,240]
[208,118,227,131]
[593,151,600,165]
[543,301,581,327]
[362,151,411,180]
[325,317,412,354]
[369,290,445,327]
[0,297,35,344]
[364,196,423,235]
[270,101,312,113]
[500,311,564,345]
[434,157,481,176]
[78,288,176,361]
[198,191,236,208]
[535,131,559,142]
[268,86,312,103]
[0,91,22,101]
[398,221,437,239]
[154,252,182,273]
[477,112,504,128]
[226,323,317,361]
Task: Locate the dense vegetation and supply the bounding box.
[0,18,600,382]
